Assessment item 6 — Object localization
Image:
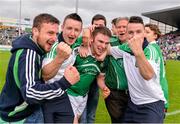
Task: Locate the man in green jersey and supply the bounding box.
[101,17,129,123]
[80,14,107,123]
[109,16,166,123]
[42,13,83,123]
[145,23,169,112]
[67,26,111,123]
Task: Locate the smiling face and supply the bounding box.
[116,19,128,43]
[33,22,59,52]
[91,33,110,57]
[61,18,82,45]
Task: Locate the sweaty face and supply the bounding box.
[93,20,105,27]
[127,23,145,43]
[145,27,157,42]
[116,19,128,43]
[62,19,82,45]
[91,33,110,57]
[35,23,59,52]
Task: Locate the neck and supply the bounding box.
[32,35,38,44]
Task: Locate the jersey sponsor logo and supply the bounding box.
[82,68,99,75]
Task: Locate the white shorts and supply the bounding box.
[68,94,88,116]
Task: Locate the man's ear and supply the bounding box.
[154,34,158,40]
[32,27,39,37]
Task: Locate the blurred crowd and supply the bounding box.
[158,30,180,61]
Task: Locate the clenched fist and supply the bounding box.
[56,42,72,61]
[102,86,110,99]
[128,35,144,57]
[64,65,80,85]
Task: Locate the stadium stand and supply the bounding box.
[0,17,31,46]
[142,6,180,61]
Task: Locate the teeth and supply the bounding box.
[69,37,74,40]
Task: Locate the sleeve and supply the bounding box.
[42,58,53,68]
[118,42,131,52]
[144,46,160,78]
[18,49,71,104]
[110,46,124,59]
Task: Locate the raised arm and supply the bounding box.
[128,36,154,80]
[42,42,72,81]
[19,49,79,104]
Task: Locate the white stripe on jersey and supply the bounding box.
[47,41,58,58]
[77,63,101,73]
[25,49,64,100]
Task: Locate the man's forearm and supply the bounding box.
[135,52,154,80]
[42,57,64,81]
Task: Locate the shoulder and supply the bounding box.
[144,44,160,61]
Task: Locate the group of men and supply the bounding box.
[0,12,168,123]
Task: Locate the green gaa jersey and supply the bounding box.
[149,41,169,109]
[43,40,79,84]
[67,54,105,96]
[105,36,128,90]
[117,41,168,108]
[110,40,167,105]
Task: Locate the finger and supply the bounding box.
[66,65,71,70]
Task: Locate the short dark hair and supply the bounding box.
[91,14,107,26]
[63,13,83,25]
[33,13,59,30]
[92,27,111,39]
[145,23,161,40]
[111,18,118,25]
[129,16,144,25]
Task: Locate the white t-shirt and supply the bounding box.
[110,45,166,105]
[42,41,79,84]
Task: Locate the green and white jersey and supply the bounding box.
[149,41,169,109]
[110,42,166,105]
[105,36,128,90]
[67,51,105,97]
[42,41,79,84]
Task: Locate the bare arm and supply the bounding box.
[42,56,65,81]
[128,36,154,80]
[135,51,154,80]
[97,73,110,99]
[42,42,72,81]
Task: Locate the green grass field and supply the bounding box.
[0,50,11,91]
[0,50,180,123]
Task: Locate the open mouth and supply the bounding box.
[69,37,75,41]
[47,40,54,47]
[97,48,104,54]
[119,33,125,36]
